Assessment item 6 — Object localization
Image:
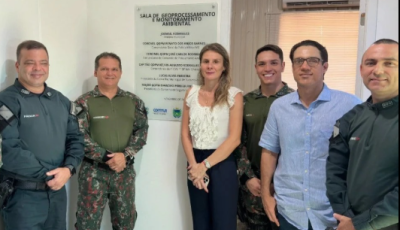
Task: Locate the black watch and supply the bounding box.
[64,165,76,176]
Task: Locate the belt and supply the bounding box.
[14,180,48,190]
[84,157,112,170]
[0,171,48,191]
[0,176,48,191]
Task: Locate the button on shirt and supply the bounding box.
[259,84,361,229]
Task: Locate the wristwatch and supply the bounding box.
[64,165,76,176]
[203,159,211,169]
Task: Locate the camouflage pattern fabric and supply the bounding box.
[237,84,294,229]
[74,86,148,229]
[75,161,136,230]
[74,86,148,162]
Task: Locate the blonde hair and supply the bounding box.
[198,43,231,109]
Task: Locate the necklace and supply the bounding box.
[199,89,214,106]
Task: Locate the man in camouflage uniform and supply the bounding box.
[237,44,294,230]
[75,52,149,230]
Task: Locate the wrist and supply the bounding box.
[201,161,208,171]
[64,164,76,176]
[202,159,211,170]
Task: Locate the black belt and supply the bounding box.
[14,180,48,190]
[84,157,112,170]
[0,175,48,191]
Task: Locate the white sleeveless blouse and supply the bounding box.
[186,85,243,149]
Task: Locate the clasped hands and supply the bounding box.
[106,152,127,173]
[188,163,208,193]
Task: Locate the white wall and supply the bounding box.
[1,0,398,229]
[0,0,90,229]
[0,0,230,230]
[86,1,231,229]
[355,0,399,101]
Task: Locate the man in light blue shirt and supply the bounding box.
[259,40,361,230]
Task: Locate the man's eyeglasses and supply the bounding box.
[293,57,323,67]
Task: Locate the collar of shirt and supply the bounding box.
[14,78,53,98]
[290,83,331,105]
[252,82,292,99]
[366,95,398,111]
[92,85,124,98]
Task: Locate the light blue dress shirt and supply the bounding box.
[259,84,361,230]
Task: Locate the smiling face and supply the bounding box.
[15,48,49,93]
[292,45,328,89]
[360,43,398,102]
[94,57,122,88]
[255,50,285,86]
[200,50,225,82]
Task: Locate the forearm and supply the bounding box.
[352,186,399,230]
[83,135,107,162]
[260,148,277,197]
[124,127,148,158]
[125,103,149,158]
[237,146,256,184]
[2,147,49,179]
[182,135,196,165]
[206,136,240,167]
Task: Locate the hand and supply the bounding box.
[106,152,126,173]
[261,191,279,227]
[188,163,207,182]
[246,178,261,197]
[192,174,209,193]
[334,213,355,230]
[46,167,71,191]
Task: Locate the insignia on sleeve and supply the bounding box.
[332,121,340,138]
[0,105,14,121]
[70,102,83,116]
[0,105,16,132]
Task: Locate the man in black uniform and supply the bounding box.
[0,40,84,230]
[326,38,398,230]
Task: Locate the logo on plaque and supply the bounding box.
[173,108,182,118]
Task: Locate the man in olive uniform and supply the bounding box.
[237,44,294,230]
[0,40,84,230]
[75,52,149,230]
[326,39,398,230]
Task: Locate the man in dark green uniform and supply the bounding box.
[237,44,294,230]
[0,40,84,230]
[326,38,398,230]
[75,52,148,230]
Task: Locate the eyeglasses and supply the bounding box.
[293,57,323,67]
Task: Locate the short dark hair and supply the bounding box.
[373,38,398,45]
[255,44,284,63]
[94,52,122,70]
[289,40,328,64]
[16,40,49,63]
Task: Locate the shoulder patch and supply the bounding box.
[70,102,83,116]
[0,105,15,122]
[333,120,340,138]
[0,105,15,132]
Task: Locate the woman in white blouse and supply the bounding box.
[181,43,243,230]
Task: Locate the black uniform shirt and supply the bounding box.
[326,95,398,230]
[0,79,84,181]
